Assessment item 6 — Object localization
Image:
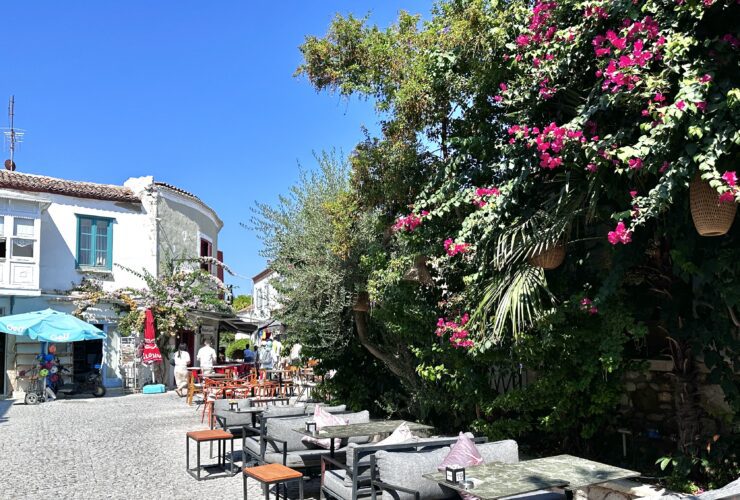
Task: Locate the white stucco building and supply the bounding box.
[236,268,283,344]
[0,169,225,397]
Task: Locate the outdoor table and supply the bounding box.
[186,429,237,481]
[422,454,640,500]
[294,419,434,458]
[243,463,304,500]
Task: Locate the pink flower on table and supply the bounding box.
[719,192,735,203]
[722,171,737,186]
[608,221,632,245]
[628,158,643,170]
[675,100,686,110]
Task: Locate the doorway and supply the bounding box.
[73,339,103,383]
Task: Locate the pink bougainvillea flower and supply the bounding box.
[589,306,599,315]
[719,191,736,203]
[660,161,670,173]
[630,190,638,198]
[699,74,713,83]
[393,212,428,232]
[696,101,707,112]
[580,298,592,306]
[435,314,474,349]
[628,158,643,170]
[722,171,737,186]
[586,163,598,173]
[675,100,686,110]
[608,221,632,245]
[493,95,503,103]
[499,82,508,92]
[653,92,666,102]
[444,239,470,257]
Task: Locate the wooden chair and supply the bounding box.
[186,370,203,406]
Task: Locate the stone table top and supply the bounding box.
[423,454,639,500]
[294,419,434,439]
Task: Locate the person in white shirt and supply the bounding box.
[173,343,191,397]
[196,339,217,375]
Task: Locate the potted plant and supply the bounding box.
[528,243,566,270]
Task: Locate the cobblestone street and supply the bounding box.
[0,392,312,499]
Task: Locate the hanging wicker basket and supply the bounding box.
[528,244,566,270]
[690,176,737,237]
[402,255,433,286]
[352,292,370,312]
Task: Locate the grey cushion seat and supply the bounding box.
[243,436,262,457]
[265,448,348,469]
[503,492,566,499]
[376,447,456,500]
[323,469,374,499]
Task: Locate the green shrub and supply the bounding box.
[225,339,252,360]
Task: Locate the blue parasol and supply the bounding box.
[0,308,106,342]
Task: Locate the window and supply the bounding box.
[200,238,213,273]
[77,216,113,269]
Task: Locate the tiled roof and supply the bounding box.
[0,170,140,202]
[154,181,203,204]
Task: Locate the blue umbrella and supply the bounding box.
[0,308,106,342]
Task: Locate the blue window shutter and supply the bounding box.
[76,216,81,267]
[106,219,113,270]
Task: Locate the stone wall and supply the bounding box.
[619,359,733,438]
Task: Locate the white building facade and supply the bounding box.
[0,170,223,397]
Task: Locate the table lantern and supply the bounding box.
[306,421,317,434]
[445,466,465,484]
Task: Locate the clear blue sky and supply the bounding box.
[1,1,431,296]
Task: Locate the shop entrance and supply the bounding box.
[73,339,103,383]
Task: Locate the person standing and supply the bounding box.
[196,339,217,376]
[258,341,274,375]
[173,343,191,397]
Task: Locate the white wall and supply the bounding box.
[38,192,157,292]
[253,272,280,321]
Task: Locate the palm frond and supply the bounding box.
[472,264,555,343]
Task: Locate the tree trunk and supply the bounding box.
[353,310,420,390]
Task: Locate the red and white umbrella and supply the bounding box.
[141,309,162,366]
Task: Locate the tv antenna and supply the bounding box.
[3,96,25,171]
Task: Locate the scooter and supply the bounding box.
[55,364,106,398]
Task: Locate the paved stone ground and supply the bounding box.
[0,391,318,499]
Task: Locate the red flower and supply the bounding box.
[722,171,737,187]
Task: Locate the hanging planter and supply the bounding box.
[352,292,370,312]
[402,255,433,286]
[690,175,737,237]
[528,244,566,270]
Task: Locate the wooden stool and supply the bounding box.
[186,429,235,480]
[243,463,304,500]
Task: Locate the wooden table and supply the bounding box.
[294,420,434,458]
[422,454,640,499]
[186,429,236,481]
[243,463,304,500]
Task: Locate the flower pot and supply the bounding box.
[402,255,433,285]
[528,244,565,270]
[352,292,370,312]
[690,176,737,237]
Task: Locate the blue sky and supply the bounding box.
[0,1,431,296]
